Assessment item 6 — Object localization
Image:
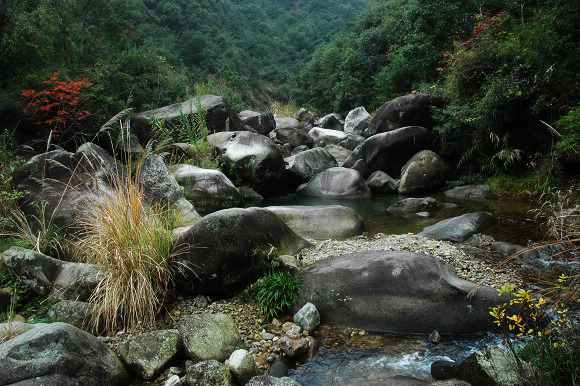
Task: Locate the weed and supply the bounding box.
[76,174,181,333]
[270,100,302,117]
[446,173,485,187]
[246,270,301,320]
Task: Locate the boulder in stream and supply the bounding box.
[419,212,496,243]
[296,167,371,198]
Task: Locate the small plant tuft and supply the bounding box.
[246,270,301,320]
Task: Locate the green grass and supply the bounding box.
[245,270,301,320]
[518,336,580,385]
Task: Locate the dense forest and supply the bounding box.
[0,0,368,145]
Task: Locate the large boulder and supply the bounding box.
[398,150,452,194]
[264,205,364,239]
[295,250,509,334]
[186,360,235,386]
[419,212,496,242]
[269,128,314,148]
[285,148,337,182]
[0,322,130,385]
[324,144,354,163]
[308,127,348,145]
[361,126,431,176]
[274,116,301,130]
[130,95,244,144]
[366,94,447,136]
[240,111,276,135]
[344,107,371,136]
[117,329,182,380]
[208,131,287,196]
[387,197,440,214]
[444,184,491,199]
[12,143,119,230]
[366,171,398,194]
[178,313,243,363]
[1,247,103,301]
[170,164,242,213]
[138,155,200,226]
[173,208,310,296]
[296,167,371,198]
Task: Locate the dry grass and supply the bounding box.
[77,175,181,333]
[270,100,302,117]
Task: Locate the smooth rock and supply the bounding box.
[344,107,371,136]
[226,349,262,385]
[293,302,320,334]
[296,167,371,198]
[419,212,496,243]
[366,171,399,194]
[285,148,337,182]
[398,150,452,194]
[186,359,235,386]
[387,197,440,214]
[444,184,490,199]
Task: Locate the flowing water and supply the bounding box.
[254,191,542,384]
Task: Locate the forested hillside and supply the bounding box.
[0,0,368,141]
[294,0,580,173]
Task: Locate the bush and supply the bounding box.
[76,173,180,333]
[247,270,301,320]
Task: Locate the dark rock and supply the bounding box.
[0,322,130,385]
[240,111,276,135]
[279,336,309,359]
[398,150,452,194]
[295,108,314,124]
[275,117,301,130]
[419,212,496,243]
[178,313,243,363]
[238,186,264,203]
[349,159,371,179]
[291,145,309,155]
[270,128,314,149]
[361,126,431,176]
[431,360,460,380]
[208,131,287,196]
[285,148,337,182]
[117,329,182,380]
[267,358,293,378]
[314,113,344,131]
[367,94,447,136]
[295,250,509,334]
[366,171,399,194]
[324,144,352,163]
[296,167,371,198]
[173,208,310,296]
[48,300,93,331]
[1,247,103,301]
[170,164,242,213]
[338,135,365,151]
[0,288,11,313]
[131,95,244,144]
[491,242,539,260]
[265,205,364,240]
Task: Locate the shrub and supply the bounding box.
[76,174,180,333]
[248,270,301,320]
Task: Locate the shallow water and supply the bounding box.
[256,191,543,245]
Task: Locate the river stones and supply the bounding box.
[0,322,130,385]
[264,205,364,239]
[344,107,371,136]
[173,208,311,296]
[295,250,508,334]
[296,167,371,198]
[419,212,496,243]
[131,95,244,144]
[285,148,337,182]
[208,131,287,196]
[398,150,452,194]
[361,126,431,176]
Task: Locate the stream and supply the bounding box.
[255,191,542,384]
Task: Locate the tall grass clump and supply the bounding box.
[77,175,180,333]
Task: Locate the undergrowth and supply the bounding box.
[242,268,301,320]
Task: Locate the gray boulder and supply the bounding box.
[1,247,103,301]
[349,159,371,179]
[117,329,182,380]
[186,359,235,386]
[274,116,301,130]
[264,205,364,239]
[208,131,287,196]
[366,94,447,136]
[0,322,46,344]
[131,95,244,144]
[12,143,119,230]
[445,184,490,199]
[226,349,262,385]
[138,155,201,226]
[0,322,130,385]
[398,150,452,194]
[419,212,496,242]
[366,171,399,194]
[308,127,348,144]
[269,128,313,148]
[338,135,365,151]
[48,300,93,331]
[285,148,337,182]
[173,208,310,296]
[324,144,354,163]
[293,302,320,334]
[361,126,431,176]
[170,164,242,213]
[296,167,371,198]
[295,108,314,124]
[492,242,540,260]
[344,107,371,136]
[246,375,301,386]
[387,197,440,214]
[314,113,344,131]
[296,250,508,334]
[454,345,536,385]
[240,111,276,135]
[178,313,243,363]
